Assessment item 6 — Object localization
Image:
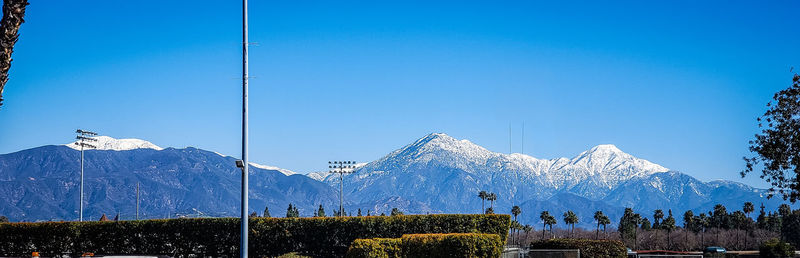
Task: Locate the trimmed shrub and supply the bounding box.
[759,238,795,258]
[345,238,401,258]
[0,214,509,257]
[530,238,626,258]
[401,233,503,258]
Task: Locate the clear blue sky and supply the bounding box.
[0,1,798,188]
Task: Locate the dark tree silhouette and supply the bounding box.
[743,73,800,202]
[0,0,29,109]
[263,205,270,218]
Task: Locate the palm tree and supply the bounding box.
[540,211,556,239]
[593,211,605,240]
[511,206,521,244]
[523,224,533,242]
[540,211,550,240]
[563,210,578,238]
[699,212,708,247]
[487,192,497,210]
[683,210,694,246]
[599,214,611,239]
[743,202,754,248]
[653,209,664,247]
[0,0,29,109]
[662,209,676,249]
[546,214,557,239]
[478,191,488,213]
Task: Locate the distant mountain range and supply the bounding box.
[0,133,792,228]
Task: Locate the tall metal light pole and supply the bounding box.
[240,0,250,256]
[136,182,140,220]
[75,129,97,222]
[329,161,356,216]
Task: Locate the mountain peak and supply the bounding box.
[66,136,163,151]
[587,144,623,153]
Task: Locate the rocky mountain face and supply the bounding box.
[0,143,337,221]
[0,133,791,228]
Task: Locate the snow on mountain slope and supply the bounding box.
[64,136,297,176]
[328,133,669,201]
[66,136,163,151]
[250,162,296,176]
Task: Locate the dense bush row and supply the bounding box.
[346,233,502,258]
[0,214,509,257]
[402,233,502,258]
[529,238,627,258]
[345,238,402,258]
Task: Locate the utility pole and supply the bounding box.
[329,161,356,216]
[136,182,140,220]
[75,129,97,222]
[239,0,250,256]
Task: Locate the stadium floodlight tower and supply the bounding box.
[329,161,357,217]
[75,129,98,222]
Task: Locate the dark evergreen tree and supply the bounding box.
[316,205,326,217]
[618,208,642,249]
[263,205,271,218]
[782,210,800,247]
[0,216,8,222]
[662,209,677,248]
[357,208,362,217]
[640,218,652,231]
[286,204,299,218]
[390,208,404,216]
[779,204,791,217]
[742,74,800,202]
[757,203,768,230]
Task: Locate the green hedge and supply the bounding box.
[530,239,626,258]
[759,238,795,258]
[401,233,503,258]
[345,238,402,258]
[0,214,509,257]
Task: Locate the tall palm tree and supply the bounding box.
[511,205,521,244]
[540,211,550,240]
[683,210,694,246]
[653,209,664,247]
[563,210,578,238]
[478,191,488,213]
[593,211,604,240]
[487,192,497,210]
[599,214,611,239]
[546,214,557,239]
[743,202,754,248]
[0,0,28,109]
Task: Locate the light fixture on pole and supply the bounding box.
[75,129,97,222]
[329,161,356,217]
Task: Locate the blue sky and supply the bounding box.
[0,1,798,188]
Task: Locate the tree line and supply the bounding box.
[506,200,799,251]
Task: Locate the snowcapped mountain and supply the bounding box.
[312,133,790,227]
[1,132,792,227]
[318,133,668,200]
[66,136,163,151]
